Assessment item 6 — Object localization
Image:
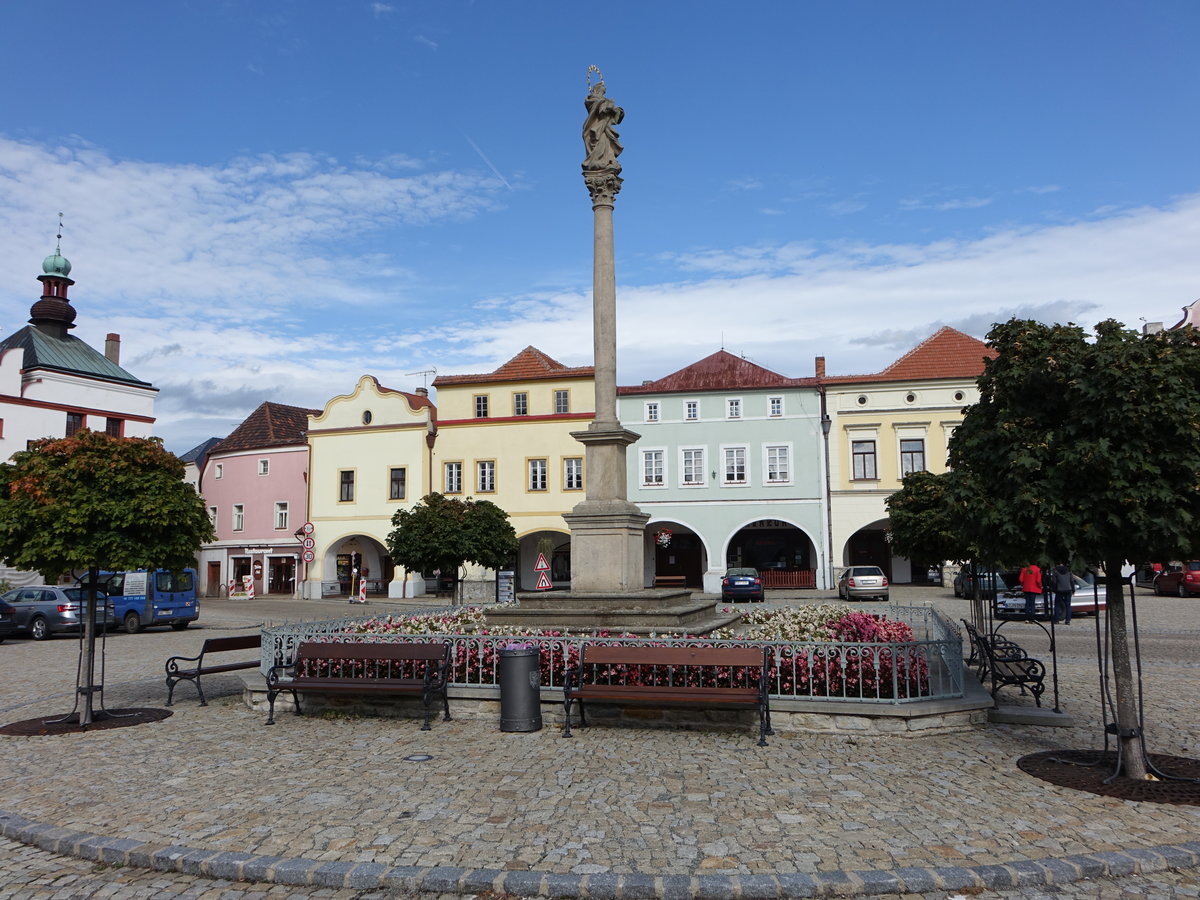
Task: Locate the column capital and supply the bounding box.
[584,170,623,207]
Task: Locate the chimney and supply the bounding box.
[105,333,121,364]
[815,356,826,378]
[415,386,428,396]
[1143,322,1164,335]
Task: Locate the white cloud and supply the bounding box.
[414,34,439,50]
[370,3,394,16]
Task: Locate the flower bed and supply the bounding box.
[319,603,933,701]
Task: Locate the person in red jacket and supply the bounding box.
[1019,563,1043,620]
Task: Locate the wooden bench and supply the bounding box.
[562,644,773,746]
[265,640,451,729]
[165,633,262,707]
[652,575,688,588]
[961,621,1045,706]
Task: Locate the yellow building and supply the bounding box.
[302,375,436,599]
[821,327,992,583]
[432,347,595,595]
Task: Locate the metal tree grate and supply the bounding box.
[1018,750,1200,805]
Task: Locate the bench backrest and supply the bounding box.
[295,640,449,664]
[580,644,767,669]
[201,634,261,654]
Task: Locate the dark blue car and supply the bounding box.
[721,567,764,602]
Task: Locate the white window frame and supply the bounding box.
[726,397,742,419]
[721,445,749,485]
[444,462,463,494]
[258,458,269,476]
[527,458,548,491]
[554,390,570,414]
[274,501,289,530]
[685,400,699,421]
[768,396,784,417]
[474,394,489,418]
[763,443,792,485]
[641,448,666,487]
[207,506,217,526]
[477,460,496,493]
[232,503,244,532]
[513,392,528,416]
[563,457,584,491]
[680,446,706,487]
[644,401,660,423]
[214,463,223,479]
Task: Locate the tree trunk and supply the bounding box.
[80,565,100,726]
[1105,556,1146,780]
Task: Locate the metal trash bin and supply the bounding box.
[499,643,542,732]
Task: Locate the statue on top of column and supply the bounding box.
[582,74,624,174]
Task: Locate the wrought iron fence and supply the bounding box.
[260,604,963,703]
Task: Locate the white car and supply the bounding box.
[994,576,1106,619]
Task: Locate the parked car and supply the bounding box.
[837,566,889,601]
[0,585,115,640]
[0,597,15,641]
[721,567,764,602]
[953,568,1011,598]
[1153,561,1200,597]
[995,575,1107,618]
[1133,562,1171,590]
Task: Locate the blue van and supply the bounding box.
[102,569,199,634]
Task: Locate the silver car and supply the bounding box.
[837,566,889,601]
[1,585,115,640]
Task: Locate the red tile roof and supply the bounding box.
[211,402,321,454]
[617,349,814,396]
[820,327,994,385]
[432,346,594,386]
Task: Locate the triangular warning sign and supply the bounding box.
[534,553,550,571]
[535,571,553,590]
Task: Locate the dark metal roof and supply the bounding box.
[0,325,154,388]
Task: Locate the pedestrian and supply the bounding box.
[1019,562,1043,620]
[1051,562,1074,624]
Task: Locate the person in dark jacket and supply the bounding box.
[1051,562,1074,624]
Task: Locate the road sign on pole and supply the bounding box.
[535,571,553,590]
[534,553,550,572]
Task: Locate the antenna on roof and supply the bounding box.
[405,367,437,390]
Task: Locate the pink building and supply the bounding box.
[197,402,317,598]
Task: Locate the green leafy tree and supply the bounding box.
[0,431,215,724]
[387,492,518,600]
[947,318,1200,779]
[886,470,971,567]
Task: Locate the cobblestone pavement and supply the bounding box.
[1,585,1197,898]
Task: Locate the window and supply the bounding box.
[852,441,877,480]
[362,410,373,425]
[900,439,926,476]
[645,402,659,422]
[274,501,289,530]
[513,392,528,416]
[214,463,223,479]
[681,447,706,486]
[207,506,217,526]
[65,412,84,436]
[232,504,244,532]
[389,467,407,500]
[554,390,569,414]
[685,400,699,421]
[105,417,122,437]
[477,460,496,493]
[723,446,747,484]
[258,459,269,476]
[769,396,783,417]
[339,469,355,502]
[528,458,547,491]
[726,398,742,419]
[474,394,489,418]
[564,457,583,491]
[445,462,463,494]
[765,445,791,483]
[641,449,665,486]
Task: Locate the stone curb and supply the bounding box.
[2,807,1199,898]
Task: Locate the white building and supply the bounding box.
[0,246,158,585]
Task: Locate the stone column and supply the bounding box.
[565,74,649,593]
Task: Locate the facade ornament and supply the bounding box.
[582,66,624,206]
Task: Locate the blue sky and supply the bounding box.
[2,1,1199,453]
